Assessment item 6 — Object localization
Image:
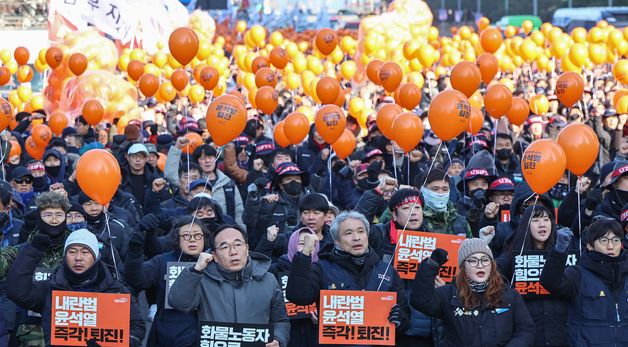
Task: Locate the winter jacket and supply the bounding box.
[124,250,199,347]
[210,169,245,228]
[495,155,523,184]
[540,249,628,347]
[255,224,335,261]
[110,189,142,225]
[160,188,189,210]
[85,213,130,262]
[355,189,388,225]
[244,191,303,249]
[222,142,249,185]
[422,202,472,238]
[319,169,366,211]
[120,161,170,214]
[410,260,535,347]
[168,252,290,347]
[6,243,146,347]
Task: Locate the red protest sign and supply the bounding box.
[51,290,130,347]
[393,231,465,281]
[319,290,396,346]
[280,274,317,319]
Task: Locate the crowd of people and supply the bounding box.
[0,11,627,347]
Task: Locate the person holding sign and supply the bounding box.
[540,219,628,346]
[168,224,290,347]
[124,216,211,347]
[495,205,572,347]
[286,211,411,345]
[6,228,146,347]
[411,238,535,346]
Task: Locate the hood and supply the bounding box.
[43,148,67,184]
[456,149,497,193]
[205,251,271,282]
[509,181,554,225]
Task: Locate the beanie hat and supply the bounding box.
[298,193,329,213]
[68,202,86,216]
[389,188,422,211]
[64,229,99,259]
[458,238,493,267]
[78,191,93,205]
[124,124,141,142]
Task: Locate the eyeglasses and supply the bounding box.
[382,189,396,197]
[494,192,513,200]
[179,233,204,241]
[465,257,491,268]
[41,212,66,221]
[14,177,33,184]
[216,241,246,253]
[597,237,622,247]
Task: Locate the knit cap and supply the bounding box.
[458,238,493,267]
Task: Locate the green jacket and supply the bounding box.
[422,202,473,238]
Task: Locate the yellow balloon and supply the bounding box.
[613,59,628,84]
[118,54,130,72]
[531,31,545,46]
[130,49,145,62]
[428,27,439,42]
[330,48,344,65]
[569,43,588,67]
[618,95,628,114]
[285,73,300,91]
[0,49,11,65]
[340,36,356,54]
[550,39,568,58]
[153,52,167,68]
[188,84,205,103]
[30,94,44,110]
[243,73,256,91]
[197,41,212,60]
[417,44,437,68]
[292,54,307,74]
[571,27,587,43]
[407,71,424,89]
[5,60,17,75]
[34,59,47,73]
[348,97,364,118]
[159,80,177,101]
[167,53,183,69]
[296,106,314,123]
[236,20,247,33]
[17,85,32,103]
[587,27,604,43]
[270,31,284,46]
[8,90,20,107]
[250,25,266,47]
[213,78,226,96]
[589,44,607,65]
[530,94,549,116]
[340,61,356,80]
[144,63,160,77]
[306,56,323,75]
[286,42,299,58]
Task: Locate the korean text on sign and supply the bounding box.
[280,275,317,320]
[199,321,273,347]
[319,290,396,346]
[513,250,578,296]
[165,262,195,309]
[51,290,130,347]
[393,231,465,281]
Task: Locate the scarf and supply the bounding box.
[333,246,369,267]
[467,279,489,293]
[63,260,99,288]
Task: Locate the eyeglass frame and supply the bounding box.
[179,233,204,241]
[596,237,622,247]
[215,241,246,253]
[465,257,491,268]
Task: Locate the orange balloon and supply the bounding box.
[206,94,247,146]
[48,111,68,136]
[480,27,503,53]
[556,71,584,108]
[366,59,383,85]
[484,84,512,119]
[251,56,269,74]
[32,124,52,147]
[395,83,422,110]
[333,88,346,108]
[556,124,599,176]
[14,47,29,66]
[0,67,10,86]
[476,53,499,84]
[157,152,167,172]
[198,66,219,90]
[284,112,310,145]
[376,103,403,139]
[82,100,104,125]
[228,90,246,105]
[451,61,481,98]
[316,77,341,104]
[16,66,33,83]
[68,53,88,76]
[273,121,291,148]
[613,89,628,109]
[391,112,424,153]
[255,86,278,115]
[315,104,346,144]
[170,69,188,91]
[254,67,277,88]
[127,60,145,81]
[45,47,63,69]
[468,107,483,134]
[269,47,289,69]
[331,129,356,160]
[76,149,122,205]
[477,17,490,32]
[521,139,567,195]
[7,140,21,162]
[0,98,11,131]
[25,136,44,160]
[506,98,530,126]
[529,94,549,116]
[428,90,470,141]
[315,28,338,56]
[139,73,160,97]
[182,132,203,154]
[378,62,403,93]
[169,27,199,66]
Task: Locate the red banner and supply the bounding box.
[393,231,465,281]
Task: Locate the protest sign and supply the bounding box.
[513,250,579,296]
[199,321,273,347]
[394,231,465,281]
[165,262,195,309]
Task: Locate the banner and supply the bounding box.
[279,274,317,320]
[29,268,53,317]
[199,321,273,347]
[51,291,130,347]
[393,231,465,281]
[319,290,396,346]
[165,262,195,309]
[513,250,579,296]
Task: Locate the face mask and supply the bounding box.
[201,218,219,232]
[68,221,88,232]
[549,183,569,201]
[283,181,302,196]
[356,178,370,191]
[420,186,449,211]
[45,165,61,177]
[37,214,67,238]
[496,149,512,160]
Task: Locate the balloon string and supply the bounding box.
[328,148,333,206]
[577,176,582,256]
[0,138,6,181]
[406,153,410,186]
[104,208,121,281]
[392,150,398,182]
[510,195,539,285]
[421,141,442,189]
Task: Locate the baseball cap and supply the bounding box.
[489,177,515,191]
[127,143,149,155]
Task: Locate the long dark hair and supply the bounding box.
[169,215,211,251]
[507,204,557,252]
[455,259,506,310]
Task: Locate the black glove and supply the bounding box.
[138,214,159,233]
[86,339,102,347]
[0,212,9,228]
[338,165,352,179]
[254,177,269,190]
[471,189,487,209]
[31,234,51,252]
[367,160,383,182]
[429,248,448,267]
[387,304,403,328]
[127,231,145,257]
[585,188,603,211]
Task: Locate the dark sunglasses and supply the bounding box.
[14,177,33,184]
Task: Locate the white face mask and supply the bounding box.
[420,186,449,211]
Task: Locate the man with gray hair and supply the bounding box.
[286,211,411,344]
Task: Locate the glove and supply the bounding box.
[31,234,51,252]
[387,304,403,328]
[0,212,9,227]
[127,231,145,257]
[429,248,449,267]
[585,188,603,211]
[471,189,487,209]
[254,177,269,190]
[138,214,159,233]
[555,227,574,253]
[247,183,258,199]
[367,160,383,183]
[86,339,102,347]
